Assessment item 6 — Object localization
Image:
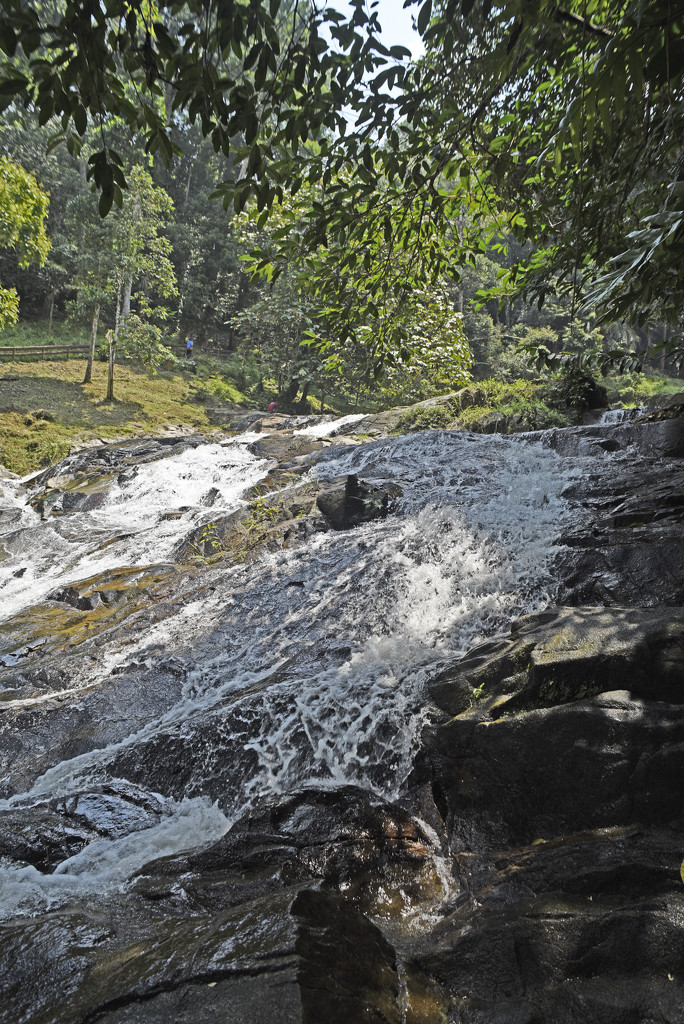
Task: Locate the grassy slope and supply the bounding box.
[0,321,89,347]
[1,340,681,475]
[0,359,222,474]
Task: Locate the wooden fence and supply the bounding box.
[0,342,235,363]
[0,344,90,362]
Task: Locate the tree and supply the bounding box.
[423,1,684,348]
[2,1,681,364]
[350,288,470,405]
[0,155,49,327]
[105,166,177,400]
[231,273,319,403]
[157,124,257,343]
[0,109,92,322]
[0,0,350,211]
[65,189,116,383]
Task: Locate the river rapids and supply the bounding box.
[0,423,595,928]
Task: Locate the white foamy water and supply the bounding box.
[0,427,590,918]
[597,407,644,425]
[296,412,366,437]
[0,796,229,918]
[0,442,266,621]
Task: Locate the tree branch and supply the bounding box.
[553,7,614,39]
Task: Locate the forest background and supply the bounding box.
[0,0,682,473]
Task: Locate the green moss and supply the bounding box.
[455,377,573,432]
[0,565,176,661]
[395,403,458,432]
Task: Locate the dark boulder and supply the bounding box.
[0,789,439,1024]
[316,474,401,530]
[414,603,684,1022]
[543,418,684,608]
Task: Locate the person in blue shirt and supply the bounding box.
[186,338,194,358]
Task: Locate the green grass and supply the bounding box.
[0,320,90,348]
[2,320,679,474]
[189,373,248,407]
[0,358,221,474]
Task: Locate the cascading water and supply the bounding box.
[0,425,588,926]
[596,406,644,425]
[0,440,268,621]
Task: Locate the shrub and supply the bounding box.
[604,371,683,407]
[25,438,72,467]
[550,367,607,410]
[191,374,244,406]
[396,403,457,432]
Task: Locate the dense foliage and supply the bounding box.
[0,155,49,327]
[0,0,681,396]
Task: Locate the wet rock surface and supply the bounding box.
[0,416,683,1023]
[316,474,402,530]
[550,419,684,606]
[0,789,436,1024]
[418,598,684,1021]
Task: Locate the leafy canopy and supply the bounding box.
[0,155,49,328]
[1,0,682,358]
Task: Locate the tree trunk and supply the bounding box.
[106,283,122,401]
[83,303,100,384]
[106,330,116,401]
[184,166,193,211]
[283,377,300,403]
[48,293,55,333]
[121,276,133,320]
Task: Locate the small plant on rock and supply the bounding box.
[189,522,224,564]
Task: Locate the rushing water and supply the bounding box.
[0,440,267,620]
[596,406,644,425]
[0,425,588,920]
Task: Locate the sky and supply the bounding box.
[327,0,425,60]
[371,0,425,58]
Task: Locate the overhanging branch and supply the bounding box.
[553,7,614,39]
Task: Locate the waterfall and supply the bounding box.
[0,427,589,920]
[0,440,267,622]
[596,406,644,425]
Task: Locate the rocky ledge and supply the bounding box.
[4,602,679,1023]
[412,602,684,1023]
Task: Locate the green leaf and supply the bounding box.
[73,104,87,136]
[417,0,432,36]
[99,189,113,217]
[0,22,17,56]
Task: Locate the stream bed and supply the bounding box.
[1,417,682,1023]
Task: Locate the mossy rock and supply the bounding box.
[427,606,684,719]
